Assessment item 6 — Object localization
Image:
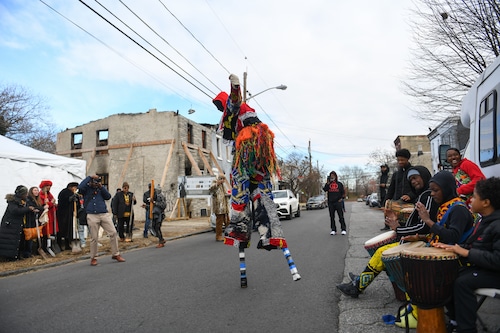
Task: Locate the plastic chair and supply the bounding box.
[475,288,500,332]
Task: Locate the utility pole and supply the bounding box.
[243,72,247,102]
[308,139,312,173]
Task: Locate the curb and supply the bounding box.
[0,228,212,278]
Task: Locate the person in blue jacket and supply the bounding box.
[78,175,125,266]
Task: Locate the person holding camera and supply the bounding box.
[323,171,346,235]
[78,175,125,266]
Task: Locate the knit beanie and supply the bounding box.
[15,185,28,196]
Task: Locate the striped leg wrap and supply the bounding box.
[239,247,247,288]
[282,247,301,281]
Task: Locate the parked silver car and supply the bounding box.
[368,193,380,208]
[306,195,327,210]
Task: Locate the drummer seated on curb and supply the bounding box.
[336,168,474,299]
[433,177,500,333]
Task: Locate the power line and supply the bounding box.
[158,0,231,75]
[77,0,214,99]
[115,0,222,93]
[38,0,195,103]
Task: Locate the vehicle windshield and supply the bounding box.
[273,191,287,199]
[308,196,322,202]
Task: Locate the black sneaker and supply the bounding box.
[336,282,361,298]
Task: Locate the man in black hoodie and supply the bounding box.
[382,149,417,230]
[378,164,390,229]
[379,164,389,207]
[385,149,416,203]
[323,171,346,235]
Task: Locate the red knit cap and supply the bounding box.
[39,180,53,188]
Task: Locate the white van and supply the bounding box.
[461,56,500,178]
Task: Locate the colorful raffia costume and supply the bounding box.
[213,74,300,286]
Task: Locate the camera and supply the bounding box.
[92,177,102,184]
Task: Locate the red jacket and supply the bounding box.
[452,158,486,197]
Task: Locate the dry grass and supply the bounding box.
[0,221,196,275]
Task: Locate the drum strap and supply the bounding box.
[459,226,474,243]
[437,200,466,228]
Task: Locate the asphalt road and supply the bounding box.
[0,205,348,333]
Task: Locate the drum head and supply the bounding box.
[401,246,458,260]
[364,230,396,246]
[382,241,425,258]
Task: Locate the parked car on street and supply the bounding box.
[306,195,327,210]
[272,189,300,220]
[368,192,380,208]
[365,194,371,205]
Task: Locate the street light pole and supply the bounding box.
[246,84,287,101]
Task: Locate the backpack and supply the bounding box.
[153,193,166,216]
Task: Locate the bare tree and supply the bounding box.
[367,148,396,169]
[338,165,371,198]
[278,152,309,195]
[0,84,57,152]
[278,152,326,200]
[404,0,500,122]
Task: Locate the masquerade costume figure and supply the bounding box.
[213,74,300,286]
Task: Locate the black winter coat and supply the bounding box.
[56,188,80,240]
[26,196,44,229]
[0,194,31,259]
[385,163,417,203]
[462,210,500,272]
[111,191,136,218]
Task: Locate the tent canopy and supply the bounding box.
[0,135,86,215]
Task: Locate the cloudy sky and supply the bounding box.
[0,0,432,176]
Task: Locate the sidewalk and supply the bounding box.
[339,202,499,333]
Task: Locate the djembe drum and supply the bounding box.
[385,200,414,224]
[363,230,397,257]
[401,247,459,333]
[381,241,425,293]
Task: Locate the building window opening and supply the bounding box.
[97,129,108,146]
[96,129,109,155]
[202,130,207,148]
[187,124,193,144]
[72,133,83,150]
[216,137,221,158]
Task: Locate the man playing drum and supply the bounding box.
[337,166,436,298]
[381,148,417,231]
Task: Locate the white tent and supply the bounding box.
[0,135,86,215]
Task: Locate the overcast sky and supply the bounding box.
[0,0,432,176]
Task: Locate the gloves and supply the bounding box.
[229,74,240,86]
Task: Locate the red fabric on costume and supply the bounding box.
[269,238,288,249]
